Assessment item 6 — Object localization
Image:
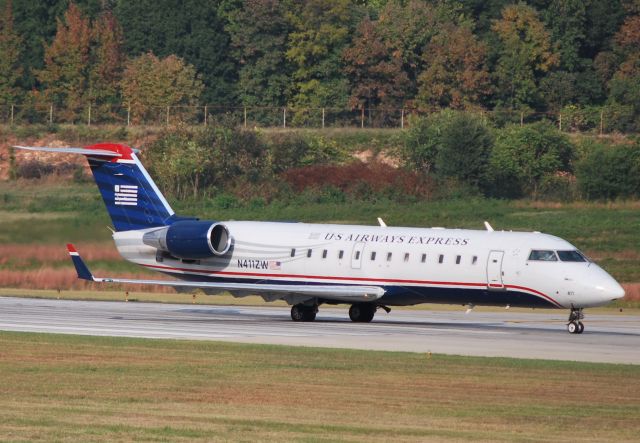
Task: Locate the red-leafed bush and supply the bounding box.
[280,161,433,199]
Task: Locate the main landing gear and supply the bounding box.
[348,303,377,322]
[567,308,585,334]
[291,303,317,322]
[290,302,388,323]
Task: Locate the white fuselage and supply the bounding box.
[113,222,625,309]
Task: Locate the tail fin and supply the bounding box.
[15,143,174,231]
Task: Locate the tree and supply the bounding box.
[605,10,640,122]
[544,0,587,72]
[120,52,204,124]
[416,23,491,110]
[492,3,559,110]
[226,0,292,112]
[88,10,125,118]
[285,0,357,112]
[116,0,237,104]
[0,0,22,105]
[488,122,574,198]
[36,2,92,122]
[376,0,465,101]
[342,16,409,113]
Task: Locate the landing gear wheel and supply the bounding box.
[291,304,317,322]
[349,303,376,323]
[567,308,585,334]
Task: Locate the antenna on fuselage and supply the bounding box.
[377,217,387,227]
[484,221,494,232]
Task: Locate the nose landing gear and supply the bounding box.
[567,308,584,334]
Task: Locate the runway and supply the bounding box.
[1,296,638,364]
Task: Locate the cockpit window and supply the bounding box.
[557,250,587,262]
[528,250,558,261]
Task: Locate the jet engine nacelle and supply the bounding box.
[143,221,231,259]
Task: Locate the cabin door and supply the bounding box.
[351,242,365,269]
[486,250,505,290]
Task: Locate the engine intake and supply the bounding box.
[143,221,231,259]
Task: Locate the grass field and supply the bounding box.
[0,331,638,442]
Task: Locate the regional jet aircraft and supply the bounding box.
[15,144,625,333]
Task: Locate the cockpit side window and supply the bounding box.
[528,250,558,261]
[557,250,587,262]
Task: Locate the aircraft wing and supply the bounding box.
[67,244,384,302]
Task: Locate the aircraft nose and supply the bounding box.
[595,278,625,301]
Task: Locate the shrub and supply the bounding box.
[402,111,493,190]
[576,143,640,200]
[488,122,575,198]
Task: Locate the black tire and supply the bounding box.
[291,304,305,322]
[291,304,316,322]
[302,310,317,322]
[567,321,578,334]
[577,322,584,334]
[349,303,376,322]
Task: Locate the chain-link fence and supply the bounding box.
[0,103,635,133]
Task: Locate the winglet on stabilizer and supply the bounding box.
[66,244,95,281]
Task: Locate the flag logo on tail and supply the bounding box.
[114,184,138,206]
[268,261,282,270]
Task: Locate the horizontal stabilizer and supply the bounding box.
[66,244,94,280]
[13,146,122,157]
[66,245,385,302]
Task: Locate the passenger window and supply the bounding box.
[322,249,327,259]
[387,252,392,261]
[472,256,478,265]
[355,251,360,260]
[421,253,426,263]
[371,251,376,261]
[339,250,344,259]
[404,253,410,262]
[307,249,312,258]
[557,250,587,262]
[438,254,444,264]
[528,250,558,261]
[456,255,461,264]
[290,249,295,257]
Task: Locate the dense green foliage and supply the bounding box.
[577,141,640,200]
[1,0,639,128]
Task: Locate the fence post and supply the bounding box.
[558,112,562,131]
[322,107,325,129]
[87,103,91,127]
[10,104,14,125]
[244,106,247,128]
[361,107,364,128]
[600,110,604,136]
[520,111,523,126]
[401,108,404,129]
[127,105,130,126]
[49,104,53,124]
[283,107,286,128]
[166,106,170,126]
[204,105,207,126]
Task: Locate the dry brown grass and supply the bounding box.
[622,283,640,301]
[0,242,121,264]
[0,268,175,293]
[0,332,638,442]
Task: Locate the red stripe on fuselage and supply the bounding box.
[141,263,564,308]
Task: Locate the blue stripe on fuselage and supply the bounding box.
[153,270,557,308]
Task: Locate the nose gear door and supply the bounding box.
[487,250,505,290]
